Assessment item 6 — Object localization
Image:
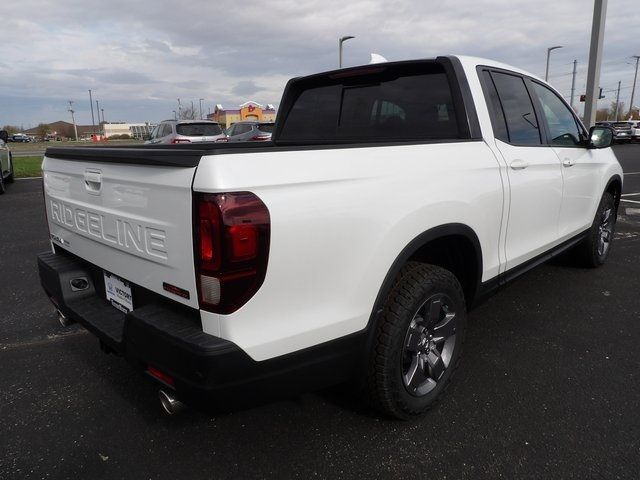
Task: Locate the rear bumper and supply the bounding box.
[37,250,362,409]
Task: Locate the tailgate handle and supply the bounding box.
[84,170,102,194]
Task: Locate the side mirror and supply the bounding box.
[588,126,614,149]
[0,130,8,143]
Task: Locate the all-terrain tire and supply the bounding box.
[576,192,616,267]
[366,262,466,419]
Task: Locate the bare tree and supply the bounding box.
[179,104,198,120]
[36,123,51,140]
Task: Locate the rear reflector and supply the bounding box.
[147,365,175,387]
[171,138,191,144]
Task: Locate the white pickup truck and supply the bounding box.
[38,56,622,418]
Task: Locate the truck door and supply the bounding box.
[479,69,564,270]
[528,81,603,239]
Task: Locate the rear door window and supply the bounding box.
[490,72,541,145]
[278,62,460,143]
[176,123,223,136]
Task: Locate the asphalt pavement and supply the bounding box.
[1,146,639,479]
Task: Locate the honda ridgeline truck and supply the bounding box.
[37,56,622,418]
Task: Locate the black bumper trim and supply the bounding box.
[37,250,363,407]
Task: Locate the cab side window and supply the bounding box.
[490,72,541,145]
[532,82,585,146]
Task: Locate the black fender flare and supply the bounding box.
[361,223,483,354]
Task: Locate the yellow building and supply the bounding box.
[208,101,276,129]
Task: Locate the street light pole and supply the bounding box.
[88,89,95,134]
[628,55,640,118]
[545,45,563,81]
[199,98,204,119]
[172,110,177,120]
[339,35,355,68]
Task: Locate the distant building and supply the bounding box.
[102,122,156,140]
[25,121,94,139]
[207,101,276,128]
[25,120,156,140]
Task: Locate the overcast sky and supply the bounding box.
[0,0,637,128]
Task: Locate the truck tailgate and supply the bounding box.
[42,155,199,309]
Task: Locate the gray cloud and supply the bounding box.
[0,0,637,126]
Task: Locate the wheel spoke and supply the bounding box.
[427,298,442,325]
[426,350,445,380]
[404,353,428,391]
[432,312,457,343]
[405,331,422,352]
[602,208,611,225]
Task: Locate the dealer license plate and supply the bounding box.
[104,271,133,313]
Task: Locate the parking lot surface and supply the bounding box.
[1,145,639,479]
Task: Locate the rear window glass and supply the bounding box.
[258,123,274,133]
[176,123,222,136]
[278,62,460,143]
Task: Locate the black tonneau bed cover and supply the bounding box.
[44,141,276,167]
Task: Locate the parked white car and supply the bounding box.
[38,55,621,418]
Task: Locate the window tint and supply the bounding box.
[232,124,252,135]
[532,82,584,146]
[279,63,460,143]
[491,72,541,145]
[176,123,223,136]
[480,70,509,143]
[257,123,274,133]
[161,123,172,137]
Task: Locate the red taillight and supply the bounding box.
[194,192,270,314]
[171,138,191,144]
[215,137,229,142]
[251,135,270,141]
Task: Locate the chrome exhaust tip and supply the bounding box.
[158,389,185,415]
[56,309,74,327]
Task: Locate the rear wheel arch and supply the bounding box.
[366,224,483,332]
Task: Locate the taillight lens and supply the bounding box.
[171,138,191,144]
[251,135,271,141]
[194,192,270,314]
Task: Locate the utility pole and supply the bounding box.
[101,108,105,124]
[199,98,204,119]
[628,55,640,118]
[88,89,96,134]
[614,80,621,121]
[68,100,78,141]
[584,0,608,127]
[177,98,182,119]
[191,100,195,119]
[570,60,578,109]
[96,100,101,133]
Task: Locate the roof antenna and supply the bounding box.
[369,53,388,64]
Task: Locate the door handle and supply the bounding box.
[509,159,529,170]
[562,159,576,167]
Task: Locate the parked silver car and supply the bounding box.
[225,121,274,142]
[145,120,226,144]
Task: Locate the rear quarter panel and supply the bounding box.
[193,141,505,360]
